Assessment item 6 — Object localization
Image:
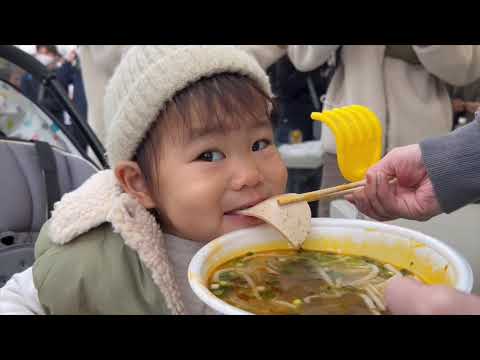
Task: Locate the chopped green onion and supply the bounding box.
[212,289,224,296]
[260,290,276,300]
[219,271,238,281]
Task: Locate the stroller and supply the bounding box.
[0,45,108,287]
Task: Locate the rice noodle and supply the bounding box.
[315,256,351,267]
[266,266,280,275]
[368,282,384,298]
[266,259,282,273]
[364,284,386,311]
[371,280,388,297]
[343,264,379,287]
[316,268,335,286]
[357,293,380,315]
[237,272,261,299]
[271,300,297,309]
[340,268,372,274]
[304,291,343,303]
[384,264,402,277]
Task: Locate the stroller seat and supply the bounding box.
[0,137,98,287]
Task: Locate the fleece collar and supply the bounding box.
[48,170,185,315]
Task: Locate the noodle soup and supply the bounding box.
[208,250,418,315]
[189,219,473,315]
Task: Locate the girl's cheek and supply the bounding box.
[266,155,288,192]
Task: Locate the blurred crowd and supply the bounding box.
[6,45,480,210]
[20,45,88,150]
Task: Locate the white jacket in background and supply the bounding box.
[78,45,132,145]
[288,45,480,154]
[236,45,286,70]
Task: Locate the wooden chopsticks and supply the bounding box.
[277,180,366,206]
[278,178,398,206]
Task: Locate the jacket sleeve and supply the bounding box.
[413,45,480,86]
[287,45,341,72]
[0,268,45,315]
[420,115,480,213]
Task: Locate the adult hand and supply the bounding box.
[465,101,480,114]
[385,276,480,315]
[345,144,442,221]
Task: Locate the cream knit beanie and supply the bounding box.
[104,45,272,167]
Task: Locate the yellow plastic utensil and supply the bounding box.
[311,105,383,182]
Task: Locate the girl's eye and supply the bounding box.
[197,151,225,162]
[252,139,271,152]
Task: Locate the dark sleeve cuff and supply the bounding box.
[420,115,480,213]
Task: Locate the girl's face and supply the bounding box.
[153,114,287,243]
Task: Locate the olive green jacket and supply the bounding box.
[32,170,185,315]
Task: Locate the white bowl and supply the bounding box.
[188,218,474,315]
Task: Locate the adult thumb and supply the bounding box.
[384,276,425,314]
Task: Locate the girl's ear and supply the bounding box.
[114,161,156,209]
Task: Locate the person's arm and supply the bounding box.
[421,115,480,213]
[464,101,480,114]
[287,45,340,72]
[0,267,45,315]
[345,116,480,220]
[413,45,480,86]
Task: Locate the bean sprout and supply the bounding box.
[272,300,297,310]
[364,284,386,311]
[357,293,380,315]
[384,264,402,277]
[343,264,379,287]
[316,268,335,286]
[304,291,343,303]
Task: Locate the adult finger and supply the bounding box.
[375,172,403,219]
[384,276,426,314]
[350,188,391,221]
[364,171,394,219]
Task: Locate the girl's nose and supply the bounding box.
[230,158,265,191]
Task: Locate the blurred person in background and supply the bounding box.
[21,45,64,122]
[56,48,88,151]
[448,78,480,129]
[78,45,131,144]
[265,54,332,217]
[286,45,480,217]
